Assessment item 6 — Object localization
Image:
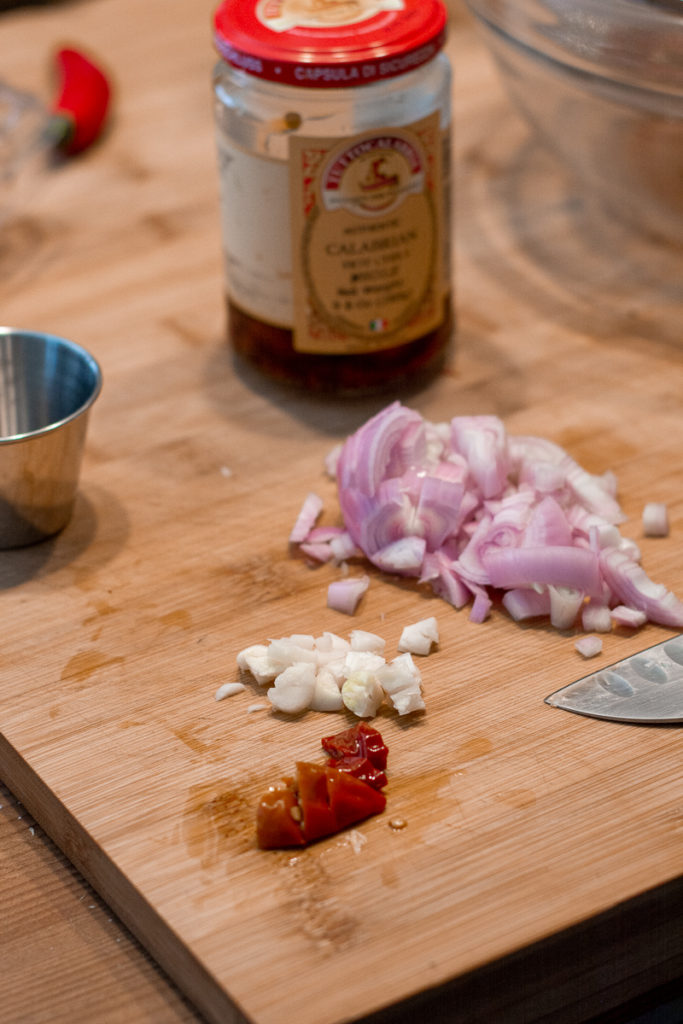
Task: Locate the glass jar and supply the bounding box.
[212,0,453,394]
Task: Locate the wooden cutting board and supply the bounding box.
[0,2,681,1023]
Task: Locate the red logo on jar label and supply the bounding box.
[256,0,405,32]
[321,133,425,216]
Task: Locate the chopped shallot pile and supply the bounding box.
[291,402,683,634]
[234,618,438,718]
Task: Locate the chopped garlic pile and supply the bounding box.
[235,618,439,717]
[398,616,439,656]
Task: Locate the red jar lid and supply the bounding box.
[213,0,448,88]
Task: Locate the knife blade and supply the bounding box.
[545,634,683,724]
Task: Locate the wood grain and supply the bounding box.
[1,2,682,1023]
[0,782,203,1024]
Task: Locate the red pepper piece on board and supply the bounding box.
[255,762,386,849]
[322,763,386,833]
[50,47,112,155]
[326,754,387,791]
[321,721,389,772]
[296,761,337,841]
[255,780,306,850]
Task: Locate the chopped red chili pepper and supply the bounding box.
[321,721,389,783]
[256,762,386,850]
[325,754,387,790]
[50,47,112,155]
[255,780,305,849]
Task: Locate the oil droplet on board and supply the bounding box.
[388,817,408,831]
[171,725,216,758]
[60,649,125,684]
[82,600,118,626]
[183,780,256,866]
[159,609,193,630]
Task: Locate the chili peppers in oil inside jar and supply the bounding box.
[212,0,453,395]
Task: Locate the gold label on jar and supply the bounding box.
[289,112,444,355]
[256,0,403,32]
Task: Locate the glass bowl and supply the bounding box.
[463,0,683,245]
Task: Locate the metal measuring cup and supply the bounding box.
[0,327,102,547]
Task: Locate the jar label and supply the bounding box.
[256,0,405,33]
[216,137,294,327]
[289,113,445,354]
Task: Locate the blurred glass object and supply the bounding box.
[0,81,49,223]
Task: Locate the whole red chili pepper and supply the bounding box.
[49,47,112,155]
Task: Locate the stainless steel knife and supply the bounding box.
[545,634,683,724]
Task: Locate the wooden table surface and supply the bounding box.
[1,2,682,1023]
